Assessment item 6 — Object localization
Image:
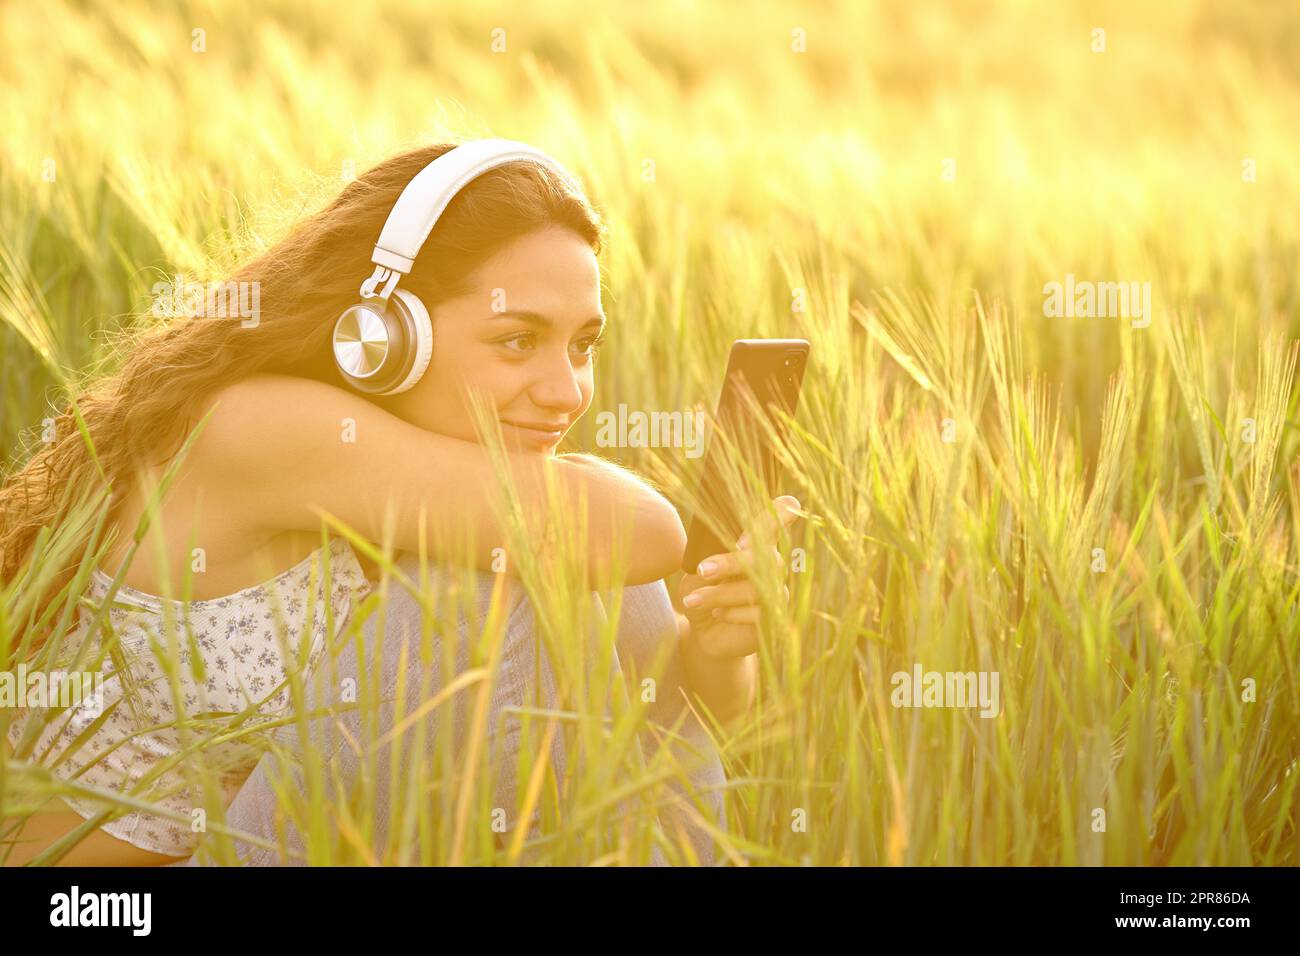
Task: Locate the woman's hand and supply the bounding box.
[676,495,803,659]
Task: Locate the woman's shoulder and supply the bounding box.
[169,375,375,528]
[194,374,371,462]
[206,372,352,414]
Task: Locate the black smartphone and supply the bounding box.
[681,338,810,575]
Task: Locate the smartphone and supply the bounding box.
[681,338,810,575]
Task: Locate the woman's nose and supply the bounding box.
[530,349,586,410]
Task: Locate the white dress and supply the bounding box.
[5,536,371,857]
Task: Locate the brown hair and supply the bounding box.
[0,141,607,626]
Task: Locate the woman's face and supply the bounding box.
[383,225,605,456]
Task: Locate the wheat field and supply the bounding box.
[1,0,1298,865]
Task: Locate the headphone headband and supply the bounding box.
[369,138,581,274]
[334,138,582,396]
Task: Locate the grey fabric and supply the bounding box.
[169,556,727,866]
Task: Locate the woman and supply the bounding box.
[0,140,799,865]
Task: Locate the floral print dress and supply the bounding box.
[5,536,371,857]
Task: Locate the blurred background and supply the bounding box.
[4,0,1297,447]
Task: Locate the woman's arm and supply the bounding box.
[673,495,803,725]
[674,610,757,726]
[189,374,687,588]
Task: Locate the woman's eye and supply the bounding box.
[501,333,536,353]
[576,334,605,359]
[499,331,605,358]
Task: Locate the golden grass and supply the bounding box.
[2,0,1297,864]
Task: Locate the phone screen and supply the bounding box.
[681,339,809,574]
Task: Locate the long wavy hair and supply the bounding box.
[0,141,607,633]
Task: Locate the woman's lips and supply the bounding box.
[502,421,565,446]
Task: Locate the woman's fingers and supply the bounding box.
[678,495,802,640]
[694,495,803,580]
[694,543,781,581]
[735,495,802,550]
[712,605,762,625]
[691,620,760,658]
[683,577,760,610]
[685,578,791,609]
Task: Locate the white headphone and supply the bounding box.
[331,139,583,395]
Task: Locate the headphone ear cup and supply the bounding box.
[332,288,433,395]
[384,288,433,395]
